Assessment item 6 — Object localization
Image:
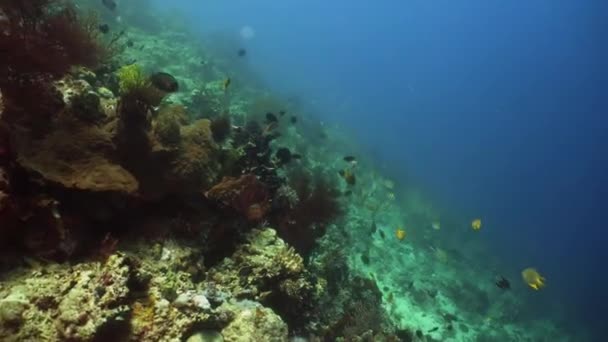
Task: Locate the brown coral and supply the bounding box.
[205,174,269,222]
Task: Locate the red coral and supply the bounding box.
[276,170,343,256]
[0,1,107,114]
[205,174,269,222]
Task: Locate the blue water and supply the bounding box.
[156,0,607,338]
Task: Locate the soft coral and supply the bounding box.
[276,170,343,256]
[0,0,106,114]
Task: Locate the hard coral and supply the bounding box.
[205,174,269,222]
[153,104,188,147]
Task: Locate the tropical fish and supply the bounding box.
[98,24,110,34]
[290,115,297,124]
[338,168,356,186]
[102,0,117,11]
[265,112,278,124]
[521,268,545,290]
[150,72,179,92]
[396,228,406,241]
[471,218,482,231]
[343,156,356,162]
[360,252,370,265]
[431,221,441,230]
[237,48,247,57]
[495,276,510,290]
[370,219,377,235]
[379,230,386,240]
[223,78,231,92]
[279,110,287,116]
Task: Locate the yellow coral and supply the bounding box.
[131,298,156,326]
[116,64,165,107]
[117,64,150,94]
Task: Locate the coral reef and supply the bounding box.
[0,254,132,341]
[208,229,320,330]
[219,301,288,342]
[0,1,579,341]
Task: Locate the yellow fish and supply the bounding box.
[223,77,231,92]
[431,221,441,230]
[521,268,546,290]
[471,218,482,231]
[395,228,406,241]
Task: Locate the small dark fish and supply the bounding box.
[360,253,370,265]
[102,0,117,11]
[292,153,302,160]
[126,40,134,48]
[343,190,352,196]
[150,72,179,93]
[98,24,110,34]
[275,147,292,164]
[496,276,510,290]
[343,156,356,162]
[428,327,439,333]
[379,230,386,240]
[370,220,377,234]
[279,110,286,116]
[237,48,247,57]
[265,112,278,124]
[290,115,297,124]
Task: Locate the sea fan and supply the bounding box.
[276,170,343,256]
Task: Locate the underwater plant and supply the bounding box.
[117,64,166,107]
